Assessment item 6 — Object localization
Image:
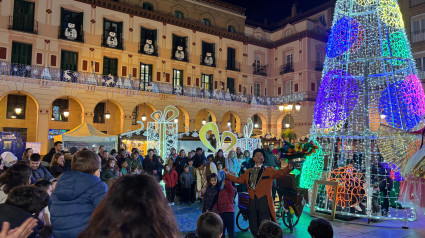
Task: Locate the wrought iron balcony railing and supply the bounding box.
[0,60,316,105]
[9,15,38,34]
[280,63,294,74]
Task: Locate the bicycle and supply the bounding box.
[275,174,307,232]
[235,192,250,231]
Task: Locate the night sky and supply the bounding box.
[221,0,333,27]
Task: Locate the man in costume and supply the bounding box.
[224,148,294,237]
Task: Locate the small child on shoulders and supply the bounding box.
[216,163,225,189]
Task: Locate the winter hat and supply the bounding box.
[1,152,18,167]
[69,147,78,155]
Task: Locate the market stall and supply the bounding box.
[54,122,118,151]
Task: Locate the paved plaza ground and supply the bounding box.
[172,203,425,238]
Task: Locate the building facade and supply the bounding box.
[400,0,425,81]
[0,0,333,154]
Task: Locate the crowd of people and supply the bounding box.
[0,141,334,238]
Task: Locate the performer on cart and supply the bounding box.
[224,148,294,237]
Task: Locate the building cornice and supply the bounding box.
[75,0,328,48]
[186,0,246,17]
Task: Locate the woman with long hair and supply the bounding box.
[50,153,68,178]
[79,174,180,238]
[0,163,32,203]
[213,149,226,168]
[100,158,120,182]
[22,148,33,162]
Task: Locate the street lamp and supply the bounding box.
[295,102,301,112]
[254,123,259,128]
[63,110,70,118]
[380,114,386,120]
[286,104,293,111]
[14,106,22,115]
[227,120,231,127]
[141,113,147,121]
[174,118,178,123]
[278,105,284,112]
[202,118,206,125]
[285,123,290,128]
[105,111,111,119]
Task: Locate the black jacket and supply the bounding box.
[174,156,188,175]
[143,155,162,180]
[0,203,43,238]
[50,165,68,178]
[202,185,220,213]
[43,148,56,164]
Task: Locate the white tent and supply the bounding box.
[54,122,117,151]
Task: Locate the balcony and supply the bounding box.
[58,26,84,43]
[200,55,216,67]
[101,34,124,50]
[138,43,158,56]
[418,66,425,79]
[410,0,425,7]
[9,16,38,34]
[280,63,294,74]
[253,63,268,76]
[0,60,319,106]
[411,31,425,43]
[315,61,324,71]
[226,62,240,72]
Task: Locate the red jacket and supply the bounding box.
[214,178,236,214]
[163,170,178,188]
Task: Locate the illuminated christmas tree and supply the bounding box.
[304,0,425,220]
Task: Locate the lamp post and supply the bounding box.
[202,118,206,125]
[14,106,22,115]
[105,111,111,119]
[63,110,70,118]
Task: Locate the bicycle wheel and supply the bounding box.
[281,200,300,230]
[236,211,250,232]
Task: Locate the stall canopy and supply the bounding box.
[54,122,117,150]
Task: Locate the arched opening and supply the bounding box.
[92,100,122,135]
[130,103,156,130]
[195,109,216,131]
[221,111,241,133]
[49,96,84,143]
[175,106,190,133]
[282,114,295,129]
[0,92,39,143]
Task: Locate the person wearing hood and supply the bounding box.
[49,150,107,238]
[1,152,18,171]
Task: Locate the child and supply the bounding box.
[215,178,236,238]
[100,158,119,182]
[202,173,220,213]
[121,160,129,175]
[308,218,333,238]
[216,162,225,189]
[258,220,283,238]
[163,164,178,206]
[184,212,223,238]
[179,164,194,205]
[188,158,197,203]
[49,150,107,238]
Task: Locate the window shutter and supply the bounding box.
[239,84,242,92]
[0,47,6,59]
[133,68,137,77]
[196,77,200,87]
[166,73,170,82]
[214,81,217,89]
[278,87,282,95]
[157,72,161,81]
[294,83,299,92]
[83,60,88,71]
[36,53,42,65]
[187,76,191,86]
[122,66,127,77]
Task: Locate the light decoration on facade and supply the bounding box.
[236,118,261,152]
[300,139,324,189]
[308,0,421,221]
[146,105,179,159]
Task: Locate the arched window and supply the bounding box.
[175,11,184,19]
[254,32,262,40]
[253,114,262,129]
[282,114,294,129]
[142,2,154,11]
[228,25,236,33]
[203,18,211,26]
[285,29,292,37]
